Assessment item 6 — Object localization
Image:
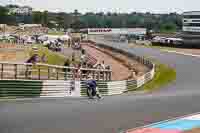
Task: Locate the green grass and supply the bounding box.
[47,32,65,35]
[28,45,66,65]
[128,43,177,92]
[25,45,81,78]
[139,61,176,92]
[27,45,68,77]
[159,30,176,34]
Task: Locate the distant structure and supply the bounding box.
[6,5,33,24]
[183,11,200,32]
[181,11,200,47]
[8,6,32,15]
[85,28,147,35]
[80,28,147,40]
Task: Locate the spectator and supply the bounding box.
[41,54,47,63]
[63,59,71,80]
[101,61,106,69]
[81,54,86,65]
[71,52,75,62]
[81,49,86,59]
[81,62,88,79]
[26,54,39,64]
[105,65,111,70]
[68,39,71,48]
[25,54,39,78]
[75,63,82,79]
[93,61,100,69]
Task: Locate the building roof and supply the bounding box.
[183,11,200,16]
[19,24,42,27]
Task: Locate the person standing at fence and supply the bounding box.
[71,52,75,62]
[41,54,47,63]
[63,59,70,80]
[81,49,87,65]
[25,54,39,78]
[68,39,71,48]
[101,61,106,69]
[76,64,82,80]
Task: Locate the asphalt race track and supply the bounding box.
[1,40,200,133]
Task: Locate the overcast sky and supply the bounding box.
[0,0,198,14]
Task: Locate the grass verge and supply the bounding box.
[27,45,67,77]
[138,60,176,92]
[28,45,66,65]
[47,32,65,35]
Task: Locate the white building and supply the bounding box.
[9,6,32,15]
[87,28,147,35]
[181,11,200,47]
[183,11,200,33]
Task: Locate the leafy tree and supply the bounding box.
[33,11,43,24]
[55,12,63,28]
[70,19,86,30]
[42,11,48,26]
[0,6,9,24]
[160,23,177,32]
[0,5,184,33]
[6,4,19,8]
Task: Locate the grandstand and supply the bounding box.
[181,11,200,47]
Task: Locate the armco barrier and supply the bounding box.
[0,80,43,97]
[0,67,154,98]
[0,80,81,98]
[41,80,81,97]
[0,66,153,98]
[0,39,155,98]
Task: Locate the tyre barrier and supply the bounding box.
[0,39,155,98]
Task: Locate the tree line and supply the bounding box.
[0,5,183,33]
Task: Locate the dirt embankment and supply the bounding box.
[82,44,149,81]
[83,45,130,81]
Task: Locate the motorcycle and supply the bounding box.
[86,82,102,99]
[86,84,97,99]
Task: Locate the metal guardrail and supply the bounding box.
[0,62,112,81]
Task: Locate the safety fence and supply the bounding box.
[0,39,155,98]
[0,62,112,81]
[0,67,154,98]
[0,71,154,97]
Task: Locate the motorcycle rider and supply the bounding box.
[86,76,102,99]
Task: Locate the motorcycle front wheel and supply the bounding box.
[87,88,96,99]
